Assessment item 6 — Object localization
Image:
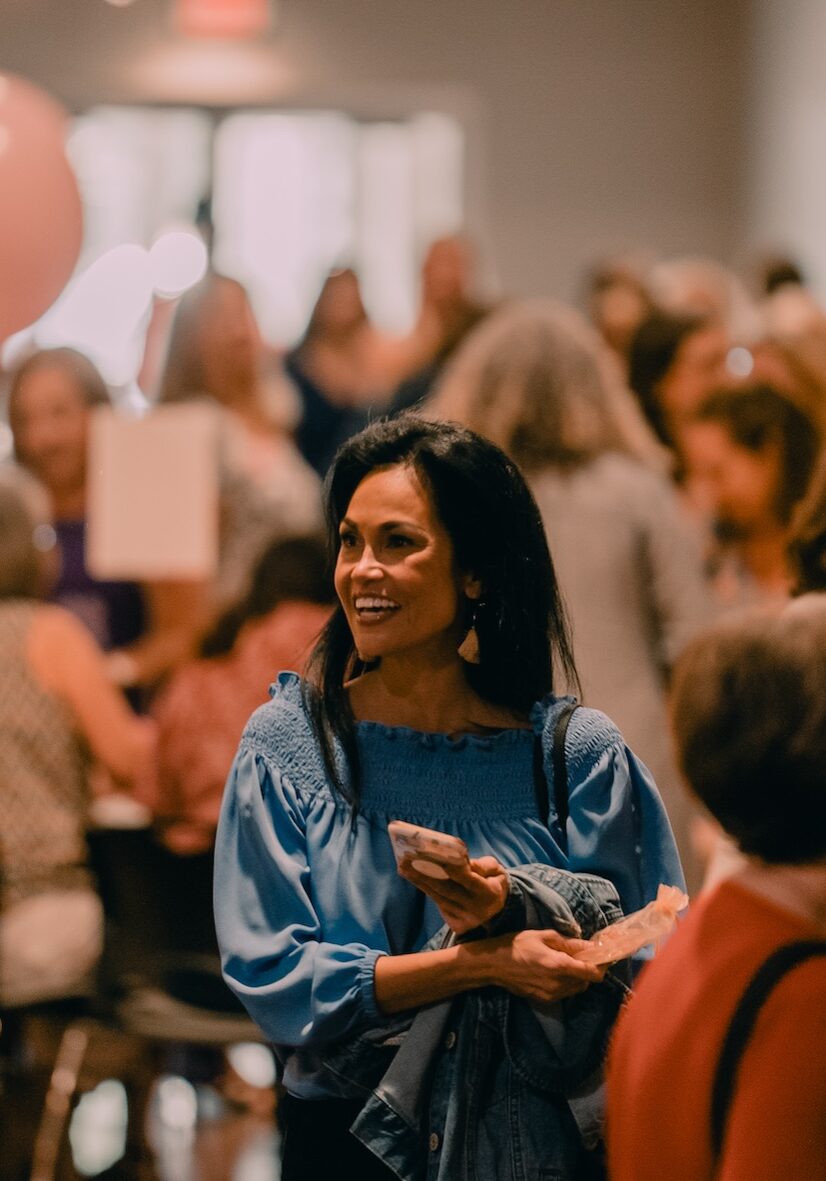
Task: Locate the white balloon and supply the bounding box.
[149,229,208,298]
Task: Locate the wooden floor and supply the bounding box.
[72,1076,281,1180]
[1,1014,281,1181]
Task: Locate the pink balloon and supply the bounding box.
[0,73,83,342]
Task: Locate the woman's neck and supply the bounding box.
[738,522,791,593]
[735,860,826,933]
[349,649,523,734]
[50,483,86,521]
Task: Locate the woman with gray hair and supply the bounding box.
[431,300,712,892]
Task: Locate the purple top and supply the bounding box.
[52,519,146,651]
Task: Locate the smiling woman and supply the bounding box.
[213,416,684,1181]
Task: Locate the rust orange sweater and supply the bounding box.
[606,879,826,1181]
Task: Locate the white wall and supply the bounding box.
[1,0,749,301]
[746,0,826,298]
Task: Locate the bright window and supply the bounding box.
[2,105,464,393]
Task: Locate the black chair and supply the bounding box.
[30,826,264,1181]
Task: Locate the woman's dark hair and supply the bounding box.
[694,383,821,525]
[760,255,805,296]
[200,535,332,658]
[304,415,578,806]
[671,604,826,864]
[788,455,826,594]
[627,310,708,446]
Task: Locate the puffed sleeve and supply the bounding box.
[213,745,387,1049]
[564,733,685,919]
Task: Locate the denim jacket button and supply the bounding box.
[429,1132,441,1152]
[444,1031,457,1050]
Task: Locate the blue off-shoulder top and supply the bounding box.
[214,672,683,1098]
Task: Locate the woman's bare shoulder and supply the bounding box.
[26,605,97,692]
[30,604,96,650]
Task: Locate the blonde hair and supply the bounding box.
[430,299,667,473]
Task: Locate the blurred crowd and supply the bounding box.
[2,232,826,1168]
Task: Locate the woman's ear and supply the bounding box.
[463,575,483,601]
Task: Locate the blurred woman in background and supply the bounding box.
[390,237,493,415]
[788,451,826,595]
[159,272,322,605]
[627,308,730,454]
[607,604,826,1181]
[0,469,154,1006]
[286,268,417,475]
[148,535,332,859]
[431,300,712,891]
[681,382,821,611]
[584,256,654,373]
[8,347,201,689]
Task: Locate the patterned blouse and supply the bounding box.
[0,600,91,907]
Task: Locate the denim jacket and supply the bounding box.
[321,865,631,1181]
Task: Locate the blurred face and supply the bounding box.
[591,281,649,354]
[681,419,781,532]
[335,464,479,663]
[10,366,89,494]
[659,326,730,424]
[197,281,261,399]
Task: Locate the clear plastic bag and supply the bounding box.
[573,884,689,965]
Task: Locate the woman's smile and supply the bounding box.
[353,594,402,624]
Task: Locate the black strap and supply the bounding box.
[710,940,826,1159]
[533,703,578,845]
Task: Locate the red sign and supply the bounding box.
[174,0,272,38]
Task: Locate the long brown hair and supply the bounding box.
[157,272,251,405]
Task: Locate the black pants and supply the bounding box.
[279,1094,397,1180]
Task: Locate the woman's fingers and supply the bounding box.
[397,857,509,926]
[535,928,587,952]
[485,928,609,999]
[470,856,507,878]
[534,934,607,982]
[397,861,467,903]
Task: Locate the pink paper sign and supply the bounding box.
[86,404,220,582]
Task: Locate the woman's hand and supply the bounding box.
[482,928,607,1003]
[375,921,609,1015]
[374,926,606,1015]
[398,854,510,934]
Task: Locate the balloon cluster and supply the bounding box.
[0,74,83,343]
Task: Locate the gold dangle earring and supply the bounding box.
[458,599,483,665]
